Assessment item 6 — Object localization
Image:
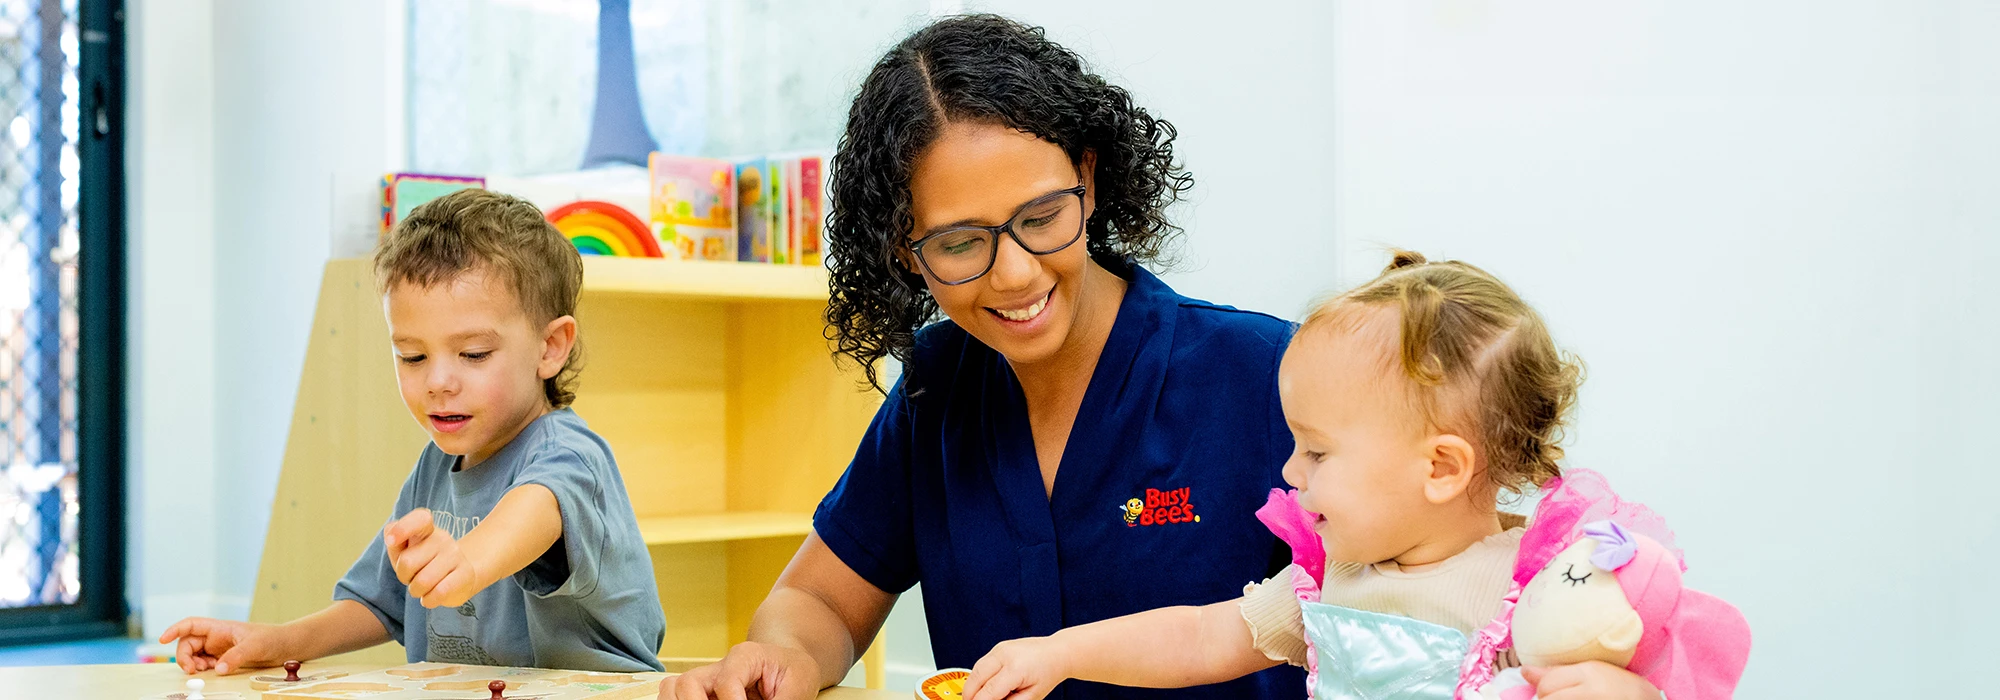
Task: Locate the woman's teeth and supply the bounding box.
[995,292,1049,322]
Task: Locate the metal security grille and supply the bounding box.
[0,0,79,610]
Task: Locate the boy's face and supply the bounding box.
[1278,311,1440,565]
[384,268,574,466]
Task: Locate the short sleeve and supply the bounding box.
[811,375,920,594]
[332,470,422,639]
[1239,563,1309,667]
[511,447,606,599]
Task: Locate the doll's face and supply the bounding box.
[1511,537,1644,668]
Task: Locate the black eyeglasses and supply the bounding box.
[904,185,1087,286]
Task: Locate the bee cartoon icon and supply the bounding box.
[1120,498,1144,527]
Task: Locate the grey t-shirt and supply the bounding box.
[334,408,666,672]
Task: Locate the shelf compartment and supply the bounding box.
[637,511,813,546]
[581,256,828,301]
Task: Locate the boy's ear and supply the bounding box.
[1421,433,1480,505]
[539,315,578,380]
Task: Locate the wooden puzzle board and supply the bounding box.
[263,662,668,700]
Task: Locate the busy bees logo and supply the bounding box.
[1119,487,1200,527]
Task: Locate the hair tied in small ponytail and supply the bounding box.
[1387,249,1429,272]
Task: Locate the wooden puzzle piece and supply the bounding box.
[251,660,350,691]
[384,663,464,679]
[267,682,402,698]
[265,663,667,700]
[138,678,247,700]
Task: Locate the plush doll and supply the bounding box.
[1456,471,1752,700]
[1474,521,1752,700]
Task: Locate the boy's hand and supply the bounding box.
[1522,662,1664,700]
[385,508,482,609]
[963,637,1068,700]
[157,617,288,676]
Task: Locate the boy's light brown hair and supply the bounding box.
[373,188,585,408]
[1302,250,1583,495]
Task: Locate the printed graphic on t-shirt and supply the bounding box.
[430,508,481,539]
[1117,487,1200,527]
[426,599,499,665]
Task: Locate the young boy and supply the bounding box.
[161,189,666,674]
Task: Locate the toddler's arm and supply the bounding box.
[384,484,563,608]
[962,597,1281,700]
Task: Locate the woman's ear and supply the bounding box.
[1421,433,1480,505]
[1080,149,1098,218]
[539,315,578,380]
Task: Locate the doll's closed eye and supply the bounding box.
[1560,564,1592,587]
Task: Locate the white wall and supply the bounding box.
[1331,2,2000,697]
[127,0,220,636]
[209,0,399,627]
[127,0,399,637]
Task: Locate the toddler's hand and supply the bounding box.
[385,508,481,609]
[1522,662,1663,700]
[157,617,288,676]
[963,637,1068,700]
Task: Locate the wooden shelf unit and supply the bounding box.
[250,257,885,682]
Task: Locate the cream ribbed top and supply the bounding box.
[1239,528,1525,667]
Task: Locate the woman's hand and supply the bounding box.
[1522,662,1663,699]
[962,637,1070,700]
[659,641,826,700]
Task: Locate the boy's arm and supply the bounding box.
[279,599,398,661]
[387,484,562,609]
[160,600,391,675]
[964,598,1280,700]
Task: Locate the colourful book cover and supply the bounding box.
[796,156,824,266]
[648,154,737,261]
[736,159,772,262]
[381,173,485,235]
[771,160,791,265]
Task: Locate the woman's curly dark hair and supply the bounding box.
[825,13,1195,393]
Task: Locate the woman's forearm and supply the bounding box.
[747,586,876,689]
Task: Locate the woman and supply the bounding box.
[666,15,1303,700]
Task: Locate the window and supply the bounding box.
[0,0,121,644]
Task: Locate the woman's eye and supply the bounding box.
[1019,213,1058,229]
[398,354,425,365]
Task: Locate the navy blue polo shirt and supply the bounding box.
[813,262,1304,700]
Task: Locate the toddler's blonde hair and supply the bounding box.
[1302,250,1581,494]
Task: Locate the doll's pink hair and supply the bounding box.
[1455,468,1685,699]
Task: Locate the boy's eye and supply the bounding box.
[398,354,426,365]
[462,351,491,361]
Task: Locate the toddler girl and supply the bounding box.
[962,252,1741,700]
